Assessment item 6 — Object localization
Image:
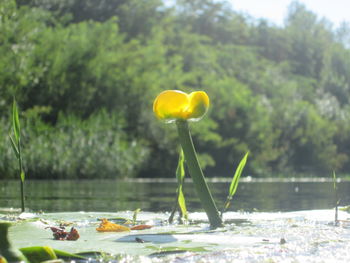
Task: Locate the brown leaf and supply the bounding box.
[48,226,80,241]
[66,227,80,240]
[130,224,152,230]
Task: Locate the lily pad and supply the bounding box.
[2,209,350,262]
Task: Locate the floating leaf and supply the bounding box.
[130,225,152,230]
[96,219,130,232]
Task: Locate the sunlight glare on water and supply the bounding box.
[2,209,350,263]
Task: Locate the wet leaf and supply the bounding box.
[96,218,130,232]
[48,226,80,241]
[130,225,152,230]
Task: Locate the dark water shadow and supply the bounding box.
[116,233,177,244]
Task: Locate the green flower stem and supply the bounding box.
[0,223,28,263]
[176,120,222,228]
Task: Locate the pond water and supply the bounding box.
[1,178,349,212]
[2,178,350,263]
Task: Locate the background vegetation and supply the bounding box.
[1,0,350,179]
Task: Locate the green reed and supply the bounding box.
[9,100,25,212]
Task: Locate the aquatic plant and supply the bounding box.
[0,223,27,262]
[9,100,25,212]
[1,222,92,263]
[221,152,249,216]
[169,149,188,223]
[153,90,222,228]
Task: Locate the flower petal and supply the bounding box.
[187,91,210,121]
[153,90,190,122]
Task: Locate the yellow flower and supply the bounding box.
[153,90,209,122]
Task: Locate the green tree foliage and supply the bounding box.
[1,0,350,179]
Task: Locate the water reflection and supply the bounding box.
[1,179,349,212]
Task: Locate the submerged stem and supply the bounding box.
[176,120,222,228]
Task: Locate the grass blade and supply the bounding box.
[221,152,249,216]
[9,135,19,158]
[12,100,20,143]
[229,152,249,196]
[10,99,25,212]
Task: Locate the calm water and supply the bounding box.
[1,179,350,212]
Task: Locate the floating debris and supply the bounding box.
[48,226,80,241]
[96,218,130,232]
[131,225,152,230]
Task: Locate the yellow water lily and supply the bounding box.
[152,89,222,228]
[153,90,209,122]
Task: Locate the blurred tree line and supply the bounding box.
[1,0,350,179]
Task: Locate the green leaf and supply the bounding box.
[176,149,188,220]
[20,246,57,263]
[20,171,25,182]
[9,135,19,159]
[332,171,337,190]
[53,249,87,261]
[178,189,187,219]
[228,152,249,197]
[132,208,141,225]
[12,100,20,144]
[176,149,185,184]
[222,152,249,215]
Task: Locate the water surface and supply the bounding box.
[1,178,349,212]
